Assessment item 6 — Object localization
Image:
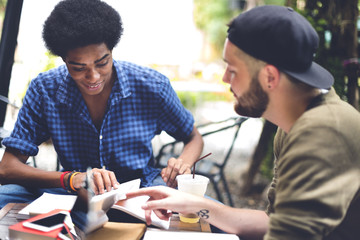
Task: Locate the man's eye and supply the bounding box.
[97,61,108,67]
[73,67,85,72]
[228,70,235,76]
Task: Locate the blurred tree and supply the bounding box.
[193,0,239,60]
[0,0,6,14]
[285,0,297,8]
[193,0,286,60]
[0,0,7,39]
[304,0,359,109]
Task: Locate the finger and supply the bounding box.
[109,171,120,189]
[92,171,104,194]
[142,201,172,219]
[143,198,171,211]
[160,168,167,183]
[127,186,172,200]
[153,209,172,221]
[164,158,176,184]
[126,188,152,199]
[167,160,182,187]
[180,163,192,175]
[144,209,152,226]
[99,169,112,192]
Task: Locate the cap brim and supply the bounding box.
[282,62,334,89]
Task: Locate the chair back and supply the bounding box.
[154,117,249,206]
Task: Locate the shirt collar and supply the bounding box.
[109,60,132,106]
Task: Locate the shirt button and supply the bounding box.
[99,135,103,140]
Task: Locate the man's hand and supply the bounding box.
[161,157,192,188]
[126,186,199,226]
[73,168,120,195]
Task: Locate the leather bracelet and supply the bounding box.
[70,172,80,192]
[60,171,71,190]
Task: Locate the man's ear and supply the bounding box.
[263,65,280,89]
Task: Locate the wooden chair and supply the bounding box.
[155,116,248,206]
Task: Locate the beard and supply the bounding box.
[234,73,269,118]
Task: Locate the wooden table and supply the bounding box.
[0,203,28,238]
[168,214,211,232]
[0,203,211,239]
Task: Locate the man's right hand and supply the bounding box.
[72,168,120,195]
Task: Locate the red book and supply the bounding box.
[9,209,69,240]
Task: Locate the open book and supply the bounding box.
[18,178,170,233]
[111,195,170,229]
[87,178,170,231]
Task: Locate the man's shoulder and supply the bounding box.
[31,65,68,88]
[286,91,360,159]
[114,60,167,81]
[303,90,360,127]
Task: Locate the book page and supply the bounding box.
[18,193,77,217]
[18,178,140,217]
[111,196,170,229]
[90,178,141,212]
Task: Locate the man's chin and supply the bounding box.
[234,103,264,118]
[234,103,247,117]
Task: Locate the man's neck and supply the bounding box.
[264,88,321,133]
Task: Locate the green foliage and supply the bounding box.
[0,0,6,13]
[259,131,276,180]
[193,0,238,58]
[176,91,231,111]
[43,51,58,72]
[0,0,7,40]
[299,7,347,100]
[264,0,286,5]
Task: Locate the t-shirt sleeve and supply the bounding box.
[265,125,360,239]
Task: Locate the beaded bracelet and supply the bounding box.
[60,171,71,190]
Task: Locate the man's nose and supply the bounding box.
[222,71,230,84]
[86,68,100,81]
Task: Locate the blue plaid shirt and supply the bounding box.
[3,60,194,187]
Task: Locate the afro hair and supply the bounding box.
[42,0,123,58]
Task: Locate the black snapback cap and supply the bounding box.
[227,5,334,89]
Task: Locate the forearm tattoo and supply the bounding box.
[197,209,209,219]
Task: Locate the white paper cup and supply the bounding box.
[176,174,209,223]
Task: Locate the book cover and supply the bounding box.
[86,222,146,240]
[9,209,69,240]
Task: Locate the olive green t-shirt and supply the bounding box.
[265,88,360,240]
